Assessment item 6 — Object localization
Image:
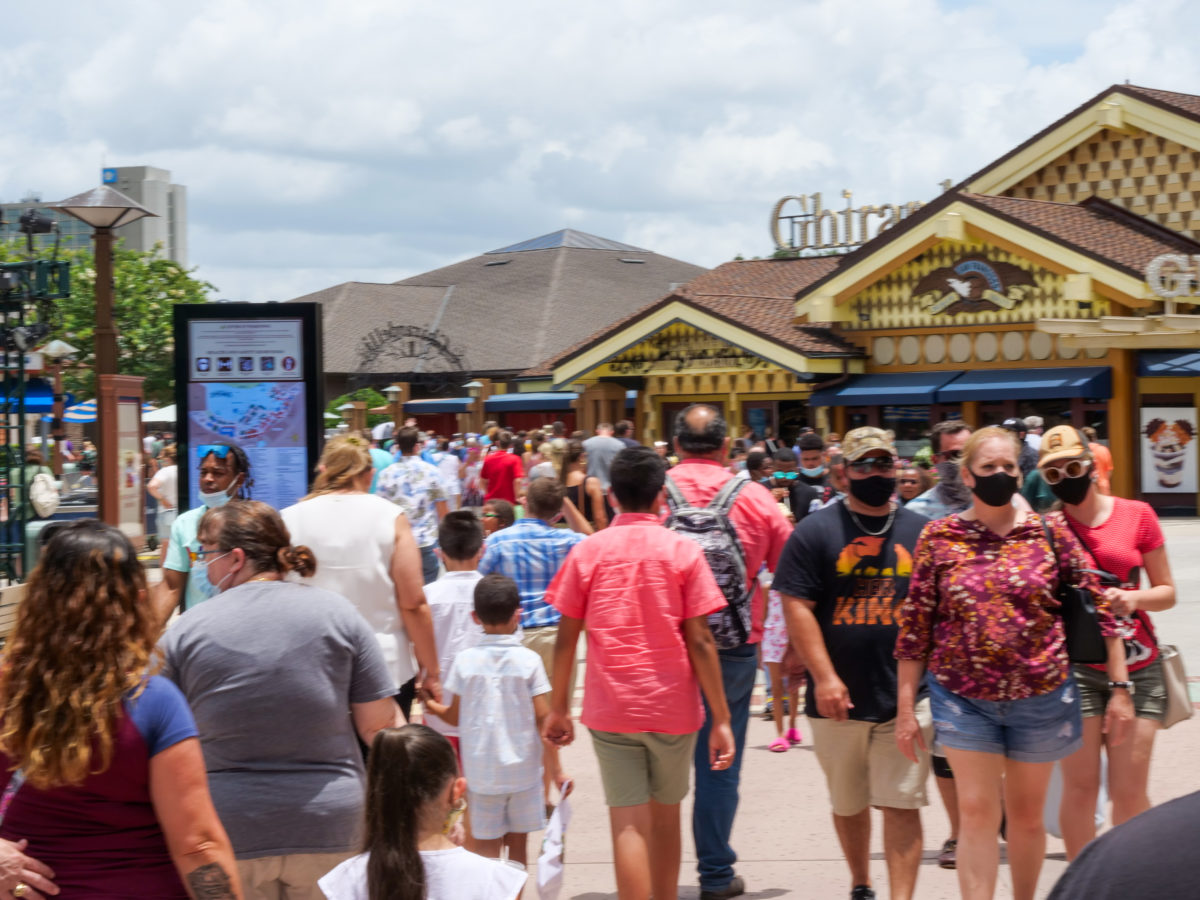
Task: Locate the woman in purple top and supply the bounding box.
[0,520,241,899]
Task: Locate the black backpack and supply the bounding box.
[664,475,752,649]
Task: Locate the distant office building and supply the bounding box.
[0,165,187,265]
[103,166,187,266]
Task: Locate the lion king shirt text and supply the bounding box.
[771,501,926,723]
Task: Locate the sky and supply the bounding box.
[3,0,1198,302]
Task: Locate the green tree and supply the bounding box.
[0,239,215,404]
[327,387,392,429]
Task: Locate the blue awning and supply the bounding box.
[1139,350,1200,376]
[0,379,74,414]
[809,372,963,407]
[403,397,472,415]
[486,392,578,412]
[936,366,1111,402]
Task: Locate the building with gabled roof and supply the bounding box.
[531,84,1200,509]
[287,228,707,428]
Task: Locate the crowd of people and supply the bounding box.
[0,406,1185,900]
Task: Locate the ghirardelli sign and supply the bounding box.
[770,191,925,252]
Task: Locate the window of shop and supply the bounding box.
[882,406,929,459]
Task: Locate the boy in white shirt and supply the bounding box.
[422,510,487,752]
[423,574,563,865]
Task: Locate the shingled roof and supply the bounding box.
[290,230,707,377]
[963,194,1200,276]
[522,256,863,378]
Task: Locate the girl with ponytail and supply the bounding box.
[319,725,526,900]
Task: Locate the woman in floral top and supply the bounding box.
[893,426,1133,900]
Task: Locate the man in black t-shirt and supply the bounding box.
[773,427,931,900]
[768,448,818,523]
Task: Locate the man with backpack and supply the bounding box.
[665,404,792,900]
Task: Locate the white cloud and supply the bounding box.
[3,0,1197,300]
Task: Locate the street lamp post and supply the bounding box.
[48,187,156,524]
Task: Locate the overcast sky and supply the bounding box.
[3,0,1196,301]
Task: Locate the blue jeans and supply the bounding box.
[419,544,439,585]
[693,642,758,890]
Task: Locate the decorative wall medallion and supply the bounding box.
[913,256,1037,315]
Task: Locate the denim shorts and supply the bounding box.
[927,677,1082,763]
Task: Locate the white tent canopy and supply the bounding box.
[142,404,177,423]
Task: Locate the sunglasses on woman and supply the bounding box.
[1042,458,1092,484]
[847,457,896,474]
[187,547,228,564]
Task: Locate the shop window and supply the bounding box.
[882,406,929,460]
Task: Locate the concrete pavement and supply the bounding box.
[494,517,1200,899]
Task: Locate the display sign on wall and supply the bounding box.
[174,304,323,512]
[1141,407,1197,493]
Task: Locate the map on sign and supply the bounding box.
[186,381,309,510]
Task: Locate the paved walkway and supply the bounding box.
[469,517,1200,899]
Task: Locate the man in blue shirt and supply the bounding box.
[478,476,588,805]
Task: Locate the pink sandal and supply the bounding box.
[769,736,789,752]
[786,727,803,745]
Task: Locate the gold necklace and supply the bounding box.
[246,575,278,583]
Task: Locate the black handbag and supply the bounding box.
[1040,518,1108,664]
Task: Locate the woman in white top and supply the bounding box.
[281,435,443,718]
[319,724,525,900]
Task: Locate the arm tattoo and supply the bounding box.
[186,863,236,899]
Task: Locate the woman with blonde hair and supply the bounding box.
[162,500,403,900]
[895,426,1132,900]
[281,435,441,719]
[0,519,240,898]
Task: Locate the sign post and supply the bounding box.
[173,304,323,511]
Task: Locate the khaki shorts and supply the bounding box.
[522,624,577,699]
[1074,659,1167,722]
[590,729,697,807]
[237,851,353,900]
[809,699,933,817]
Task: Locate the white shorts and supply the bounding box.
[469,785,545,839]
[761,590,789,664]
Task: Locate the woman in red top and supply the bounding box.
[1038,426,1177,859]
[895,427,1132,900]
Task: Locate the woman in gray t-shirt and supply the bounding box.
[161,500,402,899]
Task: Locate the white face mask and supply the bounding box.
[199,475,241,508]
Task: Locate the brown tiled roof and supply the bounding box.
[961,84,1200,192]
[962,193,1200,276]
[1122,85,1200,121]
[521,257,863,378]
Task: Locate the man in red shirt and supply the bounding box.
[667,404,793,900]
[480,431,524,503]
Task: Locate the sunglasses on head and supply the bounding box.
[1042,458,1091,484]
[847,456,896,474]
[197,444,235,461]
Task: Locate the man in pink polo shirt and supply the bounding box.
[668,403,793,900]
[543,446,735,900]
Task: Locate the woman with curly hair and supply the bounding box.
[0,519,240,898]
[161,501,402,900]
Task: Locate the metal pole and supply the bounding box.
[93,227,117,376]
[93,226,117,524]
[49,361,64,477]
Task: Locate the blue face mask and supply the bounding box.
[800,465,824,478]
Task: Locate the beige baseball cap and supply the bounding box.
[842,426,898,462]
[1038,425,1092,468]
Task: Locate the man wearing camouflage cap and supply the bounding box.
[772,427,932,900]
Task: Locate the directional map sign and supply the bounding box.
[174,304,323,512]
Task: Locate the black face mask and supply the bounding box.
[848,475,895,508]
[969,470,1019,508]
[1049,474,1092,506]
[934,460,973,509]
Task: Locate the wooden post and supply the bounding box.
[97,374,145,537]
[1109,348,1135,499]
